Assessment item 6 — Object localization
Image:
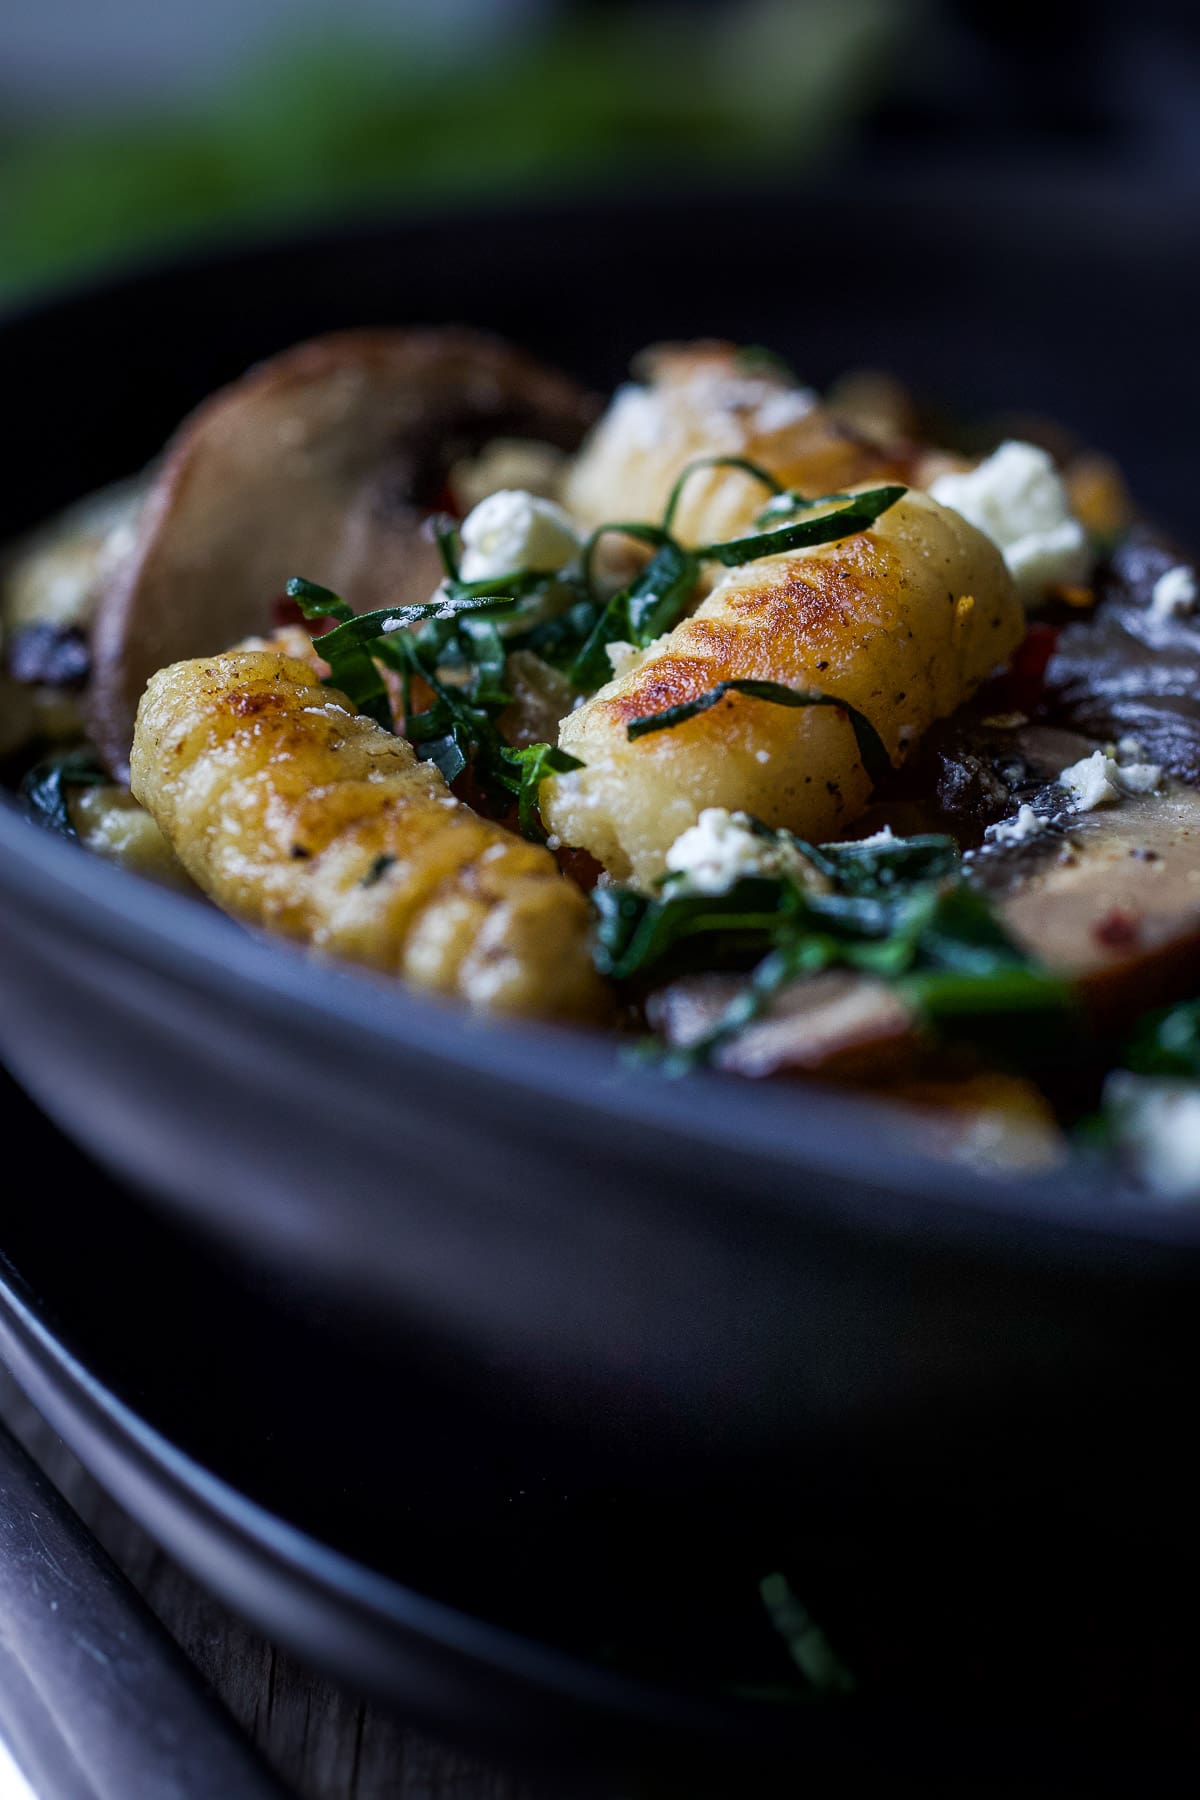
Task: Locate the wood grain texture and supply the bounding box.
[0,1367,535,1800]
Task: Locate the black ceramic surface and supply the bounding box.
[3,1072,1197,1789]
[2,180,1200,1493]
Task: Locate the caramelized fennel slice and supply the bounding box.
[88,329,597,779]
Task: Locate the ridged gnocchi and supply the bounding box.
[564,341,901,550]
[543,489,1021,887]
[131,651,606,1020]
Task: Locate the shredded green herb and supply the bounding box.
[289,476,906,844]
[732,344,799,383]
[625,678,892,787]
[290,572,581,840]
[1123,999,1200,1079]
[570,533,698,691]
[19,747,109,838]
[660,455,783,533]
[593,821,1070,1069]
[695,484,907,565]
[361,853,396,888]
[760,1573,856,1697]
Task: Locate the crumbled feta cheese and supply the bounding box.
[985,803,1048,847]
[458,489,582,582]
[1148,564,1197,621]
[1116,735,1146,761]
[664,809,772,895]
[1058,745,1162,811]
[1114,760,1162,795]
[664,808,811,896]
[605,639,640,679]
[753,388,818,433]
[1105,1073,1200,1200]
[585,373,817,462]
[928,441,1089,604]
[830,825,895,849]
[1058,750,1123,810]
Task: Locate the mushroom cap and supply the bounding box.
[87,328,598,777]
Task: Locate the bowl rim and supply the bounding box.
[5,793,1198,1264]
[4,199,1200,1270]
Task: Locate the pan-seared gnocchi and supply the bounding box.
[130,650,606,1021]
[543,489,1020,886]
[26,327,1187,1180]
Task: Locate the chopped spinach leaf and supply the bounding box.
[361,853,396,888]
[493,742,585,842]
[695,484,906,566]
[760,1574,856,1698]
[593,816,1068,1068]
[754,490,854,526]
[285,575,355,624]
[19,747,109,839]
[570,537,700,690]
[733,344,798,382]
[311,595,516,660]
[625,678,892,787]
[661,455,783,534]
[1123,999,1200,1079]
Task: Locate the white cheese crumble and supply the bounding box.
[604,639,640,679]
[1058,750,1123,810]
[664,808,809,896]
[1148,563,1197,622]
[752,387,819,433]
[458,489,582,582]
[985,803,1048,847]
[1057,746,1163,812]
[1114,759,1163,795]
[587,373,817,460]
[830,825,894,849]
[928,440,1089,604]
[1105,1074,1200,1200]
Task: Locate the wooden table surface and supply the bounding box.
[0,1366,541,1800]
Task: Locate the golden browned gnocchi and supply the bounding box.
[131,651,606,1020]
[564,341,901,550]
[543,489,1021,887]
[20,326,1174,1176]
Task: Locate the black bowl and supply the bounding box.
[3,178,1200,1493]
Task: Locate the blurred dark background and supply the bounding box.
[1,0,1196,305]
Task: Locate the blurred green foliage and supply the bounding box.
[0,0,900,299]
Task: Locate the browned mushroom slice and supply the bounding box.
[87,329,598,777]
[647,968,919,1080]
[974,782,1200,1023]
[1047,526,1200,782]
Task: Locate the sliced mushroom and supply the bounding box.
[975,781,1200,1024]
[1047,525,1200,782]
[87,329,598,777]
[647,968,919,1080]
[912,713,1200,1022]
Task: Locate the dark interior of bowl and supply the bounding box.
[4,172,1198,546]
[3,176,1200,1766]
